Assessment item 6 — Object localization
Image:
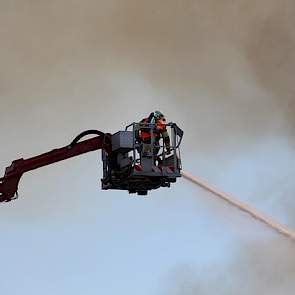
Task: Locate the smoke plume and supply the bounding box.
[0,1,295,294]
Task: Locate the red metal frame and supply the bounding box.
[0,134,112,202]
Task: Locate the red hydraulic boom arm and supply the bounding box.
[0,130,112,203]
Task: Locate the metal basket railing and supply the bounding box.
[125,122,183,171]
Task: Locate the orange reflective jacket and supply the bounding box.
[139,118,166,142]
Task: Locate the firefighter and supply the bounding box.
[138,111,171,161]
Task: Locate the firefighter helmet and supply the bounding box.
[154,111,164,119]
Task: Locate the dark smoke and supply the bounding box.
[0,1,295,294]
[162,238,295,295]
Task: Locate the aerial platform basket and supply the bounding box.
[101,122,184,195]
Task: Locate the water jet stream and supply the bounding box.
[182,171,295,241]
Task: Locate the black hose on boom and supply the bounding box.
[69,130,106,148]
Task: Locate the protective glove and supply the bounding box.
[147,112,155,122]
[166,148,171,155]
